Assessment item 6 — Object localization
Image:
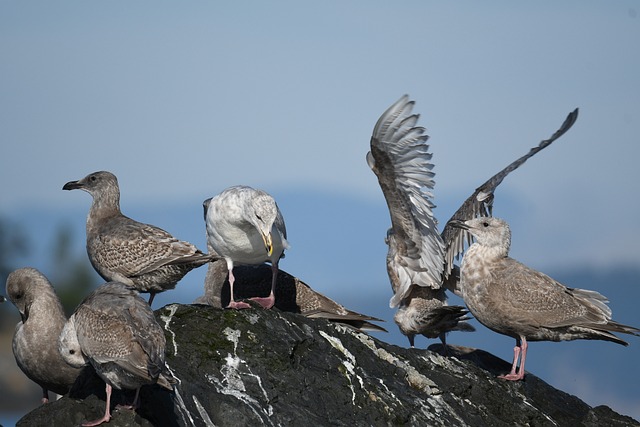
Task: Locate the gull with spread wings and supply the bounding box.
[367,95,578,349]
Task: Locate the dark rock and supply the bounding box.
[17,304,639,427]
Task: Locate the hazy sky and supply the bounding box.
[1,1,639,422]
[2,1,640,269]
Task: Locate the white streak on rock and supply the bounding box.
[161,304,179,356]
[352,330,440,395]
[192,395,217,427]
[223,327,241,354]
[319,331,367,405]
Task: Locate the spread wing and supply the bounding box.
[441,108,579,277]
[367,95,446,307]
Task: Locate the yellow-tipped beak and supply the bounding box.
[262,232,273,256]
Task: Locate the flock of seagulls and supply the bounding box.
[2,95,639,424]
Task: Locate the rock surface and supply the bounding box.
[16,304,639,427]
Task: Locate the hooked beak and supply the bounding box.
[448,219,469,230]
[262,231,274,256]
[62,180,83,191]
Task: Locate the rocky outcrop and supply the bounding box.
[16,304,639,427]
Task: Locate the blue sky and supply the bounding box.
[1,1,639,422]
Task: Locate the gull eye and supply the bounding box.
[482,222,489,227]
[69,349,75,355]
[90,175,97,182]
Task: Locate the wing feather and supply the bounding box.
[368,95,446,307]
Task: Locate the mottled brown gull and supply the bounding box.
[63,171,212,305]
[5,267,83,403]
[367,94,578,349]
[204,185,289,309]
[452,217,640,381]
[59,282,174,426]
[196,259,387,332]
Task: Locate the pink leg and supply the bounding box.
[499,337,527,381]
[41,387,50,404]
[82,383,112,426]
[226,268,251,309]
[117,387,141,410]
[250,263,277,309]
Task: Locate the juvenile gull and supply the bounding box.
[204,185,289,309]
[59,282,174,426]
[367,94,578,349]
[63,171,212,305]
[452,217,640,381]
[5,267,83,403]
[196,259,387,332]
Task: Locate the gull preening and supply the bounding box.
[63,171,212,305]
[204,185,289,309]
[5,268,83,403]
[59,282,174,426]
[452,217,640,381]
[367,94,578,348]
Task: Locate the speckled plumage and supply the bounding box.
[5,268,83,403]
[455,217,640,380]
[204,186,289,309]
[59,282,174,426]
[63,171,212,304]
[368,95,578,349]
[394,285,474,349]
[196,260,386,332]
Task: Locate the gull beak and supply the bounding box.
[262,231,274,256]
[62,180,83,191]
[448,219,469,230]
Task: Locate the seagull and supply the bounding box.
[451,217,640,381]
[59,282,175,426]
[204,185,289,309]
[196,259,387,332]
[367,94,578,349]
[5,267,83,403]
[63,171,213,305]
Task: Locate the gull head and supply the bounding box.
[58,316,89,368]
[62,171,121,213]
[63,171,119,195]
[247,192,279,256]
[450,217,511,252]
[5,267,41,323]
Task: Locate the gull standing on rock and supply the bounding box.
[5,267,83,403]
[63,171,213,305]
[204,185,289,309]
[59,282,174,426]
[451,217,640,381]
[367,95,578,349]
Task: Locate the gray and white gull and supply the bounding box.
[367,95,578,349]
[63,171,212,305]
[451,217,640,381]
[59,282,174,426]
[204,185,289,309]
[5,267,83,403]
